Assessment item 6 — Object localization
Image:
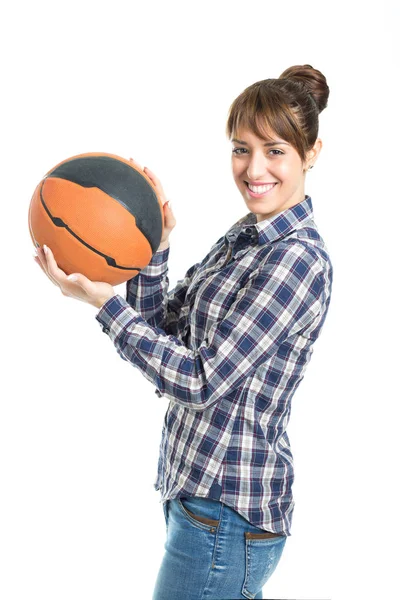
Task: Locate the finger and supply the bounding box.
[33,255,47,275]
[143,166,159,182]
[36,247,59,286]
[145,170,166,199]
[43,246,68,283]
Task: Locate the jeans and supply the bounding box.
[152,496,287,600]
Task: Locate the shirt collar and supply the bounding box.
[224,195,315,247]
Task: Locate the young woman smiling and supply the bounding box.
[34,64,333,599]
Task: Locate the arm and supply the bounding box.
[124,236,225,334]
[96,242,325,410]
[122,161,178,329]
[114,241,208,362]
[123,243,172,329]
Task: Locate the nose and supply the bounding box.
[246,152,270,182]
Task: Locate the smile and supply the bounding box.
[245,182,277,197]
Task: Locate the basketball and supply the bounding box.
[28,152,164,286]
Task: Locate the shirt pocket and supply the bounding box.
[242,532,287,599]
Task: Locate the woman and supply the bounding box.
[34,63,333,599]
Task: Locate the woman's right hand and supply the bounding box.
[129,158,176,249]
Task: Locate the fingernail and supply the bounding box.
[43,245,48,254]
[67,275,78,282]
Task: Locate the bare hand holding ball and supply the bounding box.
[29,152,167,286]
[128,158,176,250]
[31,153,176,309]
[33,244,116,309]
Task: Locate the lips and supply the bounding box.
[245,182,278,197]
[246,181,278,186]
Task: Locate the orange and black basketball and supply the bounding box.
[28,152,164,286]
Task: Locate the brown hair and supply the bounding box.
[225,64,330,165]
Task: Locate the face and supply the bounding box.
[231,127,322,222]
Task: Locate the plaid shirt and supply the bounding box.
[95,195,333,536]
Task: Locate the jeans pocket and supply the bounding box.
[177,496,221,533]
[242,532,287,599]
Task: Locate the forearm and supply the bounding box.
[124,244,171,327]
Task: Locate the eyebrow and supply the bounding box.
[232,138,289,147]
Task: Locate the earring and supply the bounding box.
[308,165,314,170]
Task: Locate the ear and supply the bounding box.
[305,138,323,169]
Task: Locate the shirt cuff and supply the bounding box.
[138,246,170,277]
[95,294,142,335]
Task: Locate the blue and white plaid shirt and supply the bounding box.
[95,195,333,536]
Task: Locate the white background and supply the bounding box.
[1,1,398,599]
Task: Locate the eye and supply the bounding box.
[232,147,247,155]
[232,147,284,156]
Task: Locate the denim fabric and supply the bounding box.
[152,496,287,600]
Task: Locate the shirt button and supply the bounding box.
[102,326,110,334]
[245,227,252,234]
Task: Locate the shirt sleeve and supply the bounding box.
[123,245,171,329]
[124,236,225,334]
[95,242,325,411]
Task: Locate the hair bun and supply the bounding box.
[279,64,330,113]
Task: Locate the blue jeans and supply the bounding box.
[152,496,287,600]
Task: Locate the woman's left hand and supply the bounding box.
[34,245,116,309]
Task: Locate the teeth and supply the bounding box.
[248,183,276,193]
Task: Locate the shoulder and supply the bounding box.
[253,240,327,303]
[262,239,334,309]
[261,240,324,278]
